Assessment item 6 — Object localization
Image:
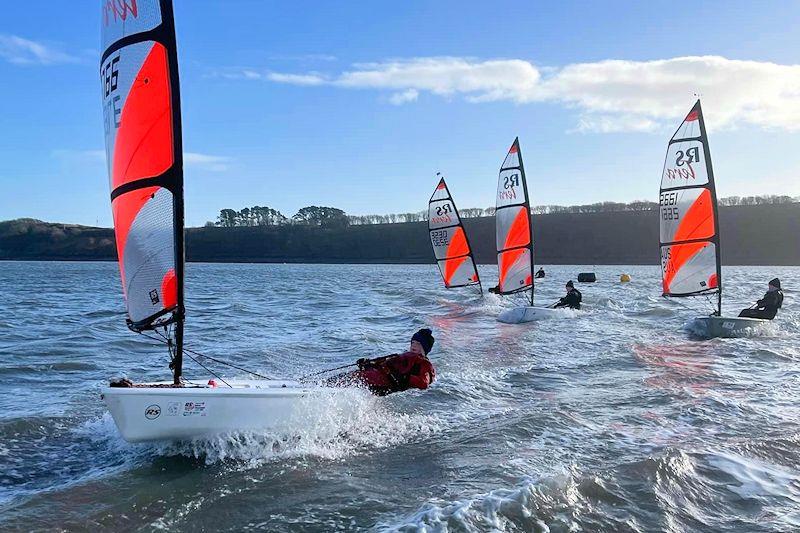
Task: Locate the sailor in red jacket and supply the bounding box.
[330,329,436,396]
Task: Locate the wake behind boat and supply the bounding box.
[659,100,769,338]
[99,0,350,442]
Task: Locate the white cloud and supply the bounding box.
[0,34,78,65]
[53,150,232,172]
[388,88,419,105]
[184,152,232,172]
[249,55,800,133]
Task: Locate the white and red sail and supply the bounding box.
[428,177,481,290]
[495,138,534,301]
[659,100,721,310]
[100,0,185,331]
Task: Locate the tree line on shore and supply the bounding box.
[209,195,799,228]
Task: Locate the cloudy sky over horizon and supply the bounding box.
[1,0,799,226]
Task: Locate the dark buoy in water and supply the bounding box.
[577,272,597,283]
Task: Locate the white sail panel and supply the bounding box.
[437,257,479,288]
[661,140,709,190]
[429,198,461,230]
[102,0,162,49]
[661,242,718,295]
[496,169,525,209]
[498,248,532,293]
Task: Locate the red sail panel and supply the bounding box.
[112,43,173,189]
[495,138,533,295]
[101,0,183,329]
[659,100,720,298]
[428,177,481,289]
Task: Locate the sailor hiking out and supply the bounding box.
[738,278,783,320]
[328,329,436,396]
[554,280,582,310]
[535,267,546,279]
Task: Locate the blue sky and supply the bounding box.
[1,0,799,227]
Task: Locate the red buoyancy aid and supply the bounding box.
[356,351,435,395]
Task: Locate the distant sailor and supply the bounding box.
[738,278,783,320]
[329,329,436,396]
[535,267,546,279]
[488,285,501,294]
[554,280,582,310]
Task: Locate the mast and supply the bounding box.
[162,0,185,382]
[515,138,535,306]
[695,100,722,316]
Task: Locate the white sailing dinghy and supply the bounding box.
[99,0,338,442]
[428,175,483,295]
[659,100,766,338]
[494,139,567,323]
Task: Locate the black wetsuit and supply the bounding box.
[738,289,783,320]
[535,269,545,279]
[555,288,582,310]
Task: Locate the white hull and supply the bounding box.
[101,379,346,442]
[693,316,768,338]
[497,306,578,324]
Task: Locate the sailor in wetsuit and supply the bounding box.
[329,329,436,396]
[738,278,784,320]
[554,280,582,309]
[535,267,545,279]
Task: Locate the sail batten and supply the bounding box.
[659,100,721,310]
[428,177,481,290]
[100,0,185,344]
[495,138,534,301]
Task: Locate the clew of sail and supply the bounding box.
[100,0,184,331]
[659,100,721,303]
[428,177,481,290]
[495,138,533,298]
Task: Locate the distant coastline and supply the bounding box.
[2,203,799,266]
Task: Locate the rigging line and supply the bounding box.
[664,295,715,316]
[135,331,228,386]
[181,349,232,388]
[148,329,273,380]
[138,331,268,382]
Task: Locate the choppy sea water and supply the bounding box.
[0,261,798,532]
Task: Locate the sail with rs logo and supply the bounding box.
[427,175,482,294]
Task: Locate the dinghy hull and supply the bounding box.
[101,380,338,442]
[694,316,768,338]
[497,306,576,324]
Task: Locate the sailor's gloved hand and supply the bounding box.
[357,358,370,369]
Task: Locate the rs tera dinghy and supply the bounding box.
[493,139,574,323]
[99,0,344,442]
[427,174,483,295]
[659,100,768,338]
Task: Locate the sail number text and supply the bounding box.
[101,55,122,131]
[659,192,680,221]
[430,230,450,247]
